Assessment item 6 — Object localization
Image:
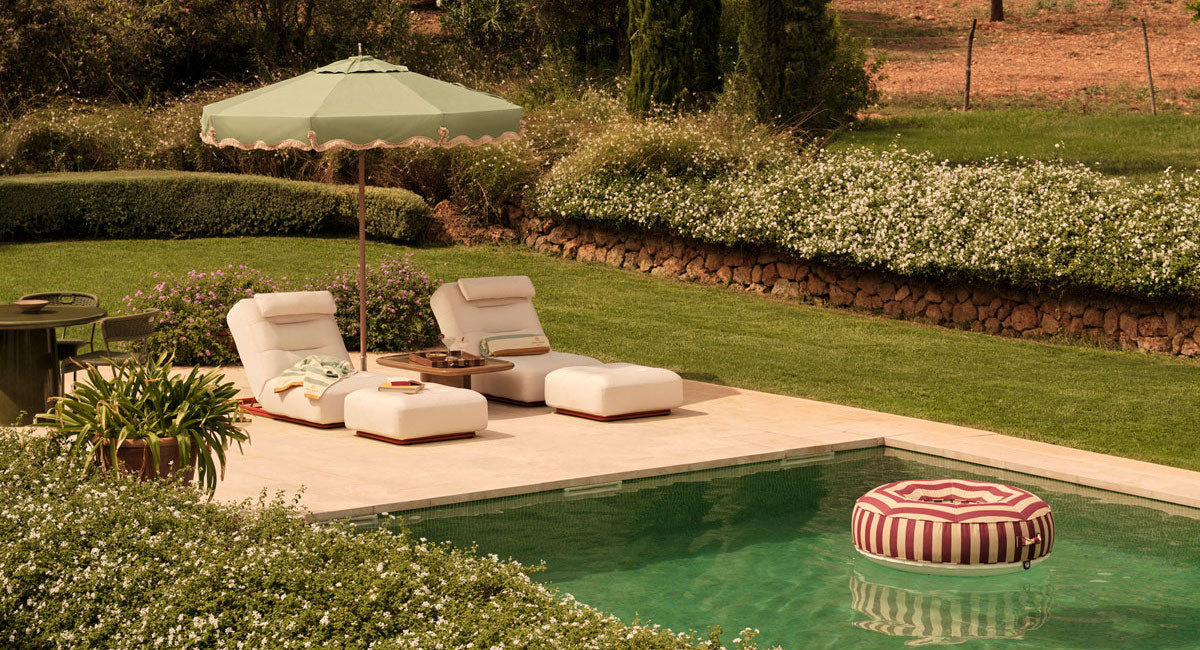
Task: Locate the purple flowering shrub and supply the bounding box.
[124,265,283,365]
[124,255,441,365]
[312,254,442,356]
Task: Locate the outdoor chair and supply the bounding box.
[430,276,602,405]
[226,291,387,426]
[61,309,161,378]
[20,291,100,359]
[227,290,488,439]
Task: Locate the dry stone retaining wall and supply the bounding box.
[508,209,1200,358]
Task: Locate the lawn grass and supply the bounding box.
[829,109,1200,180]
[3,236,1198,471]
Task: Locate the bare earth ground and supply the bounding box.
[834,0,1200,110]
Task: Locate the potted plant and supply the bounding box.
[42,353,248,497]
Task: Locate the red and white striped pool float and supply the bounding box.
[852,479,1054,575]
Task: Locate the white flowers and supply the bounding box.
[0,429,743,649]
[534,119,1200,301]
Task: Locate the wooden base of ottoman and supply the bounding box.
[554,408,672,422]
[237,397,343,429]
[485,394,546,408]
[355,430,477,446]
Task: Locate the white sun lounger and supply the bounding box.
[430,276,602,405]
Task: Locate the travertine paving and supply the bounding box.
[209,357,1200,520]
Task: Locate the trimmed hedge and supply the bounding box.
[0,171,429,242]
[0,430,743,648]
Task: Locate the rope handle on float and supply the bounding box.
[1019,534,1042,570]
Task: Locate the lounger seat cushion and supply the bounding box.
[256,371,385,425]
[471,351,603,404]
[345,383,488,443]
[544,363,683,419]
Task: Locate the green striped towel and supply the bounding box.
[269,354,357,400]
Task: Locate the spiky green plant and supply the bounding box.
[43,353,246,496]
[625,0,722,113]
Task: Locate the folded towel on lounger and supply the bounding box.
[268,354,356,400]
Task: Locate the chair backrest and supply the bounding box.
[20,291,100,308]
[226,291,349,398]
[101,310,160,345]
[430,276,546,356]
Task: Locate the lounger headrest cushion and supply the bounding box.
[456,276,535,302]
[254,291,337,323]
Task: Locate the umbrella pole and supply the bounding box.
[358,150,367,371]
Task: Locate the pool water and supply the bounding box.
[395,449,1200,648]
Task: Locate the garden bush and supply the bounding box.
[0,104,158,173]
[317,254,443,357]
[439,0,629,72]
[369,143,539,221]
[731,0,878,130]
[0,429,751,648]
[626,0,723,113]
[441,0,537,66]
[124,255,442,365]
[0,95,536,219]
[0,171,429,242]
[0,0,417,115]
[534,130,1200,300]
[124,266,285,366]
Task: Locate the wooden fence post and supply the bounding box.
[1140,16,1157,115]
[964,19,977,111]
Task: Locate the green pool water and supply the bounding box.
[394,449,1200,648]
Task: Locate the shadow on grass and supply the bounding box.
[840,11,962,52]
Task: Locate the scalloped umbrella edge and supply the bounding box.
[200,54,523,370]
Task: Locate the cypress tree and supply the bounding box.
[737,0,788,124]
[626,0,722,114]
[737,0,876,130]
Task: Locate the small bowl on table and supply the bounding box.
[14,299,49,314]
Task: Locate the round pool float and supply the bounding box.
[852,479,1054,576]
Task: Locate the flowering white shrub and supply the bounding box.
[0,430,763,649]
[534,127,1200,299]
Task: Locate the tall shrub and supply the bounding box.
[440,0,629,71]
[526,0,629,67]
[735,0,877,130]
[0,0,415,116]
[625,0,722,113]
[440,0,536,66]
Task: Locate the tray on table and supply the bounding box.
[406,350,487,368]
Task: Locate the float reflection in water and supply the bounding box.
[848,568,1052,646]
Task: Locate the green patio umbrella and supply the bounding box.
[200,54,522,370]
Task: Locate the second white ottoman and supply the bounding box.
[345,382,488,445]
[544,363,683,421]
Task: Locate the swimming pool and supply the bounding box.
[390,449,1200,648]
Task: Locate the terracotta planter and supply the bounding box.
[94,437,198,485]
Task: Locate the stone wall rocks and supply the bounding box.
[508,210,1200,358]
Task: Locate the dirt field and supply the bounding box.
[834,0,1200,110]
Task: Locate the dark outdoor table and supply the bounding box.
[0,304,106,425]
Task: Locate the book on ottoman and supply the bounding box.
[379,378,424,393]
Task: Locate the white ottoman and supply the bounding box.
[345,383,488,445]
[544,363,683,421]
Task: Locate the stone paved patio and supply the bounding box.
[208,355,1200,520]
